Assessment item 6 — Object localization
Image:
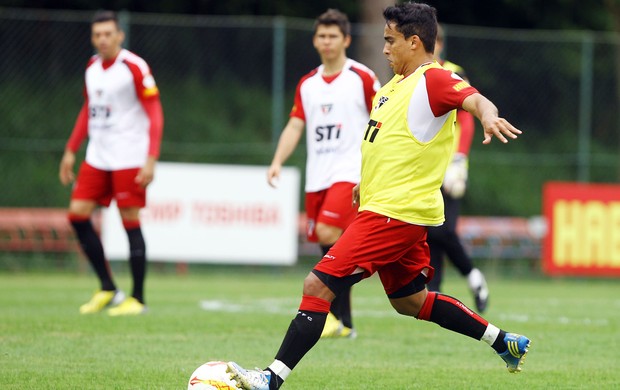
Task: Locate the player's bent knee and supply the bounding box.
[389,291,426,317]
[311,269,363,298]
[387,273,427,299]
[386,273,428,316]
[302,272,334,300]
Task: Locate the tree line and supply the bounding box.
[7,0,618,31]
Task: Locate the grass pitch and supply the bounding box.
[1,265,619,389]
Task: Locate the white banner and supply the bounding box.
[102,162,300,265]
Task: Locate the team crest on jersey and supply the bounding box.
[374,96,389,111]
[321,104,333,114]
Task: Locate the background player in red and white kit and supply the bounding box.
[229,4,528,389]
[266,9,380,338]
[426,24,490,312]
[59,10,163,316]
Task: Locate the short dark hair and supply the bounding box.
[314,8,351,36]
[383,2,437,53]
[92,10,119,27]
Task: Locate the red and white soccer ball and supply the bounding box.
[187,361,238,390]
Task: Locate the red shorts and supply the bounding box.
[305,182,358,242]
[314,211,434,296]
[71,162,146,208]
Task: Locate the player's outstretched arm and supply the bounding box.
[462,93,521,144]
[267,117,305,187]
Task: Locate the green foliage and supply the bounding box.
[0,76,305,207]
[2,12,619,216]
[1,268,619,389]
[3,0,616,31]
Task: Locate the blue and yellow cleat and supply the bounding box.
[499,333,531,373]
[227,362,271,390]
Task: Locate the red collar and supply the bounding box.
[322,71,341,84]
[101,52,120,70]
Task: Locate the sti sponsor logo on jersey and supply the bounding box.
[90,91,109,118]
[89,105,111,119]
[374,96,389,111]
[315,123,342,141]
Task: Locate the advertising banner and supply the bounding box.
[543,181,620,276]
[102,162,300,265]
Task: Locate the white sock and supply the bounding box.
[268,360,291,381]
[481,323,501,346]
[467,268,483,290]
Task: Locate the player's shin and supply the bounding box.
[416,291,488,341]
[69,215,116,291]
[124,220,146,303]
[270,295,330,386]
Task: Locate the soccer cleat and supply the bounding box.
[338,326,358,339]
[79,290,125,314]
[320,312,357,339]
[468,268,489,313]
[499,333,531,373]
[107,297,147,316]
[320,312,341,338]
[226,362,271,390]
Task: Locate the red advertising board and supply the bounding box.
[543,181,620,277]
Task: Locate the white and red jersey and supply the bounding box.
[291,58,380,192]
[67,48,163,171]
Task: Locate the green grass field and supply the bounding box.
[1,265,619,389]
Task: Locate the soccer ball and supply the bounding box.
[187,361,238,390]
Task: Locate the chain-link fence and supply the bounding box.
[1,8,619,217]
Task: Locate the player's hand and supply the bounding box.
[267,163,281,188]
[59,150,76,186]
[136,157,156,188]
[352,183,360,206]
[443,153,468,199]
[481,116,521,144]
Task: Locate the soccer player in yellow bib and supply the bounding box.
[227,4,530,389]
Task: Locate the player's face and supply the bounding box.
[313,24,350,62]
[91,20,124,60]
[383,22,414,76]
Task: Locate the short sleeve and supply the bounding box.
[289,78,305,121]
[123,59,160,102]
[425,68,478,117]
